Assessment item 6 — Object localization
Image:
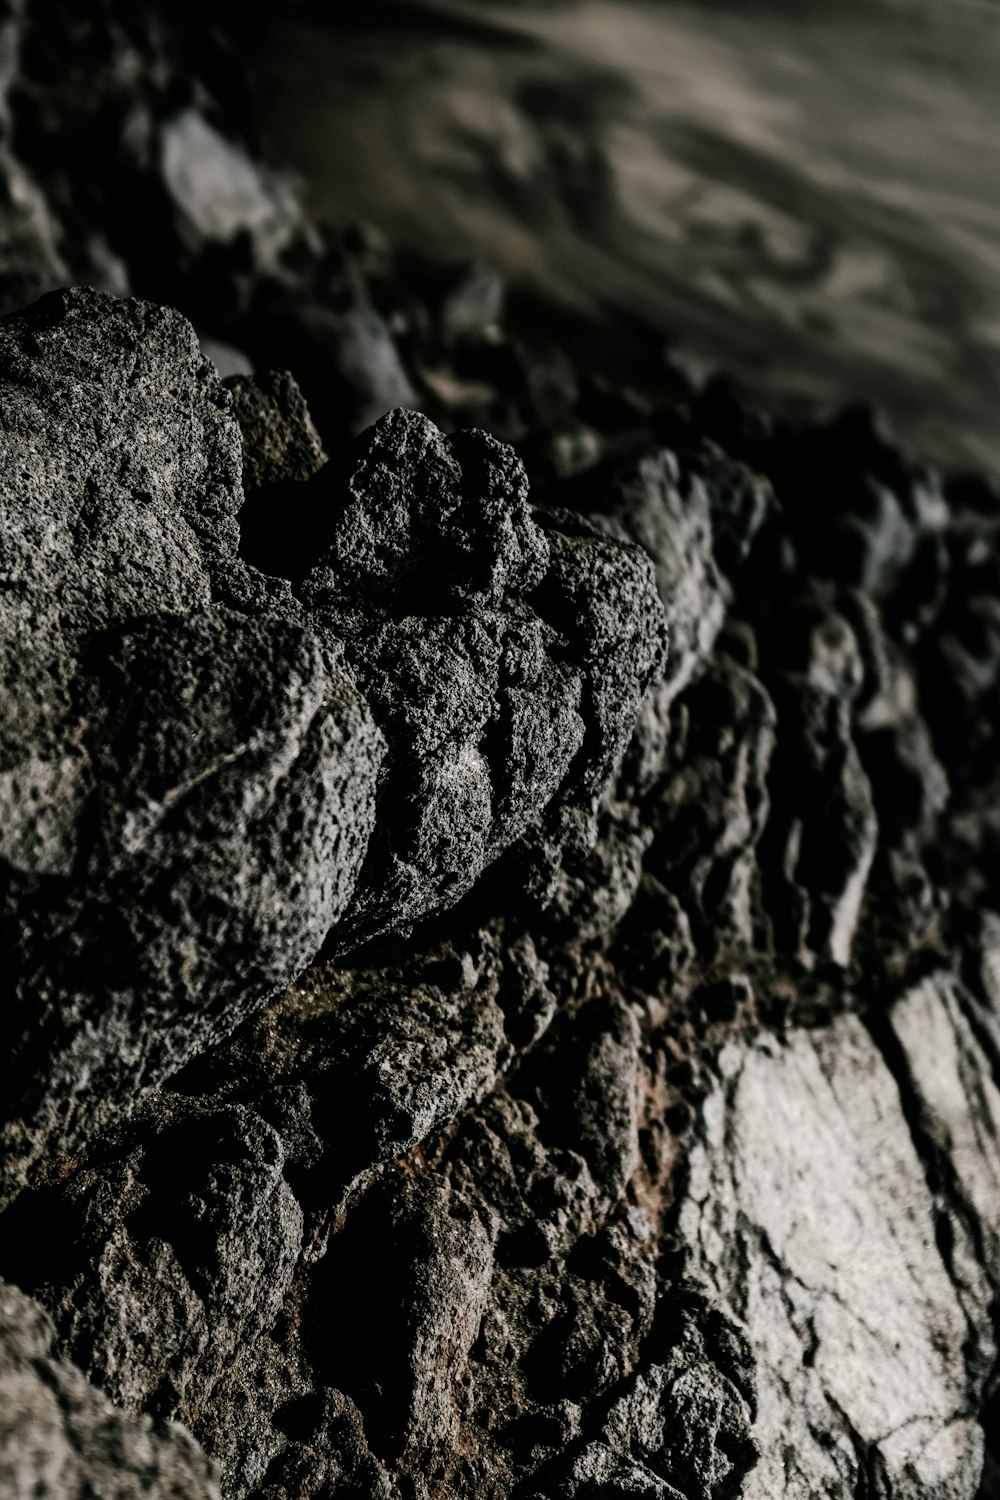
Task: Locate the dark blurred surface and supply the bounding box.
[242,0,1000,473]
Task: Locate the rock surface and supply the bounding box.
[0,1279,218,1499]
[303,408,667,947]
[0,289,386,1200]
[0,4,999,1499]
[680,994,998,1500]
[0,285,666,1211]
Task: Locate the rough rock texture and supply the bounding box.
[302,408,666,948]
[0,1280,219,1498]
[0,3,999,1499]
[681,998,997,1500]
[0,289,386,1201]
[0,285,665,1212]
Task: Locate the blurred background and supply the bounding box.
[237,0,1000,474]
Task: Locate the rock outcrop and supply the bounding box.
[0,4,998,1499]
[0,283,666,1211]
[0,1280,218,1499]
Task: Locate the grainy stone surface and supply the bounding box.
[0,4,999,1499]
[0,289,387,1202]
[679,999,997,1500]
[0,1280,219,1499]
[302,408,667,948]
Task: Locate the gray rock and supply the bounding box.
[224,369,326,495]
[201,338,254,380]
[21,1104,304,1495]
[0,147,67,315]
[187,927,512,1188]
[0,285,250,627]
[302,409,668,947]
[439,261,505,345]
[601,1294,758,1499]
[1,608,382,1201]
[694,440,774,575]
[678,987,999,1499]
[0,17,998,1491]
[761,599,878,966]
[0,292,670,1213]
[882,973,1000,1359]
[523,991,642,1213]
[159,109,300,269]
[320,1171,497,1462]
[652,653,776,955]
[0,1279,218,1499]
[257,299,419,441]
[583,447,726,713]
[0,288,386,1200]
[539,1441,688,1498]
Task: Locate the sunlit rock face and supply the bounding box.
[680,989,999,1500]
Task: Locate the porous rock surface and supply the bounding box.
[0,282,665,1211]
[0,287,383,1200]
[0,1280,218,1499]
[0,3,999,1499]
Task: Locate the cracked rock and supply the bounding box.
[678,996,998,1500]
[301,408,668,947]
[0,5,999,1497]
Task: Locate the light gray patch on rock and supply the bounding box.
[0,1280,218,1499]
[884,973,1000,1363]
[678,1012,990,1500]
[160,110,300,266]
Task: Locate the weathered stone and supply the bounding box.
[225,368,327,494]
[678,994,998,1500]
[0,286,244,632]
[0,608,382,1200]
[0,6,997,1498]
[0,1280,218,1499]
[0,287,388,1200]
[302,409,668,947]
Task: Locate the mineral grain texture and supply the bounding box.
[0,283,665,1212]
[0,2,999,1499]
[0,287,382,1201]
[0,1280,219,1499]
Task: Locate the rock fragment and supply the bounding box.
[0,286,245,632]
[225,368,327,495]
[563,443,726,713]
[678,995,998,1500]
[301,408,668,946]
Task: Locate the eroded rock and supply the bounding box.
[678,991,999,1499]
[302,408,668,947]
[0,6,999,1497]
[0,1280,218,1499]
